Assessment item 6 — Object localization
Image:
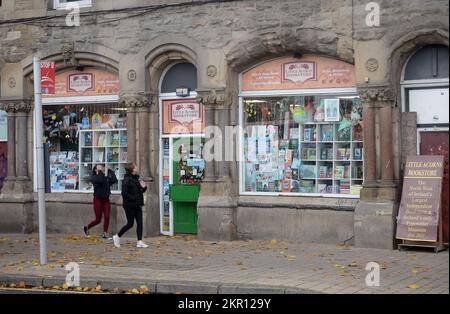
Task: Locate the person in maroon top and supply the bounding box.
[83,164,117,239]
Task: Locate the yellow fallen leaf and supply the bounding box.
[175,291,184,294]
[334,263,346,269]
[131,288,139,294]
[83,287,90,292]
[407,284,420,289]
[411,268,418,274]
[52,285,61,290]
[348,262,359,267]
[270,239,278,245]
[75,287,83,292]
[186,256,192,260]
[63,283,69,290]
[16,267,23,271]
[18,281,26,288]
[336,242,345,248]
[47,264,55,269]
[9,283,16,288]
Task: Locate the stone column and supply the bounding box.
[135,98,151,179]
[0,102,16,188]
[378,88,395,182]
[196,89,237,241]
[358,89,377,184]
[15,101,32,180]
[354,85,398,249]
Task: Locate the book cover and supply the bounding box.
[307,149,316,160]
[111,133,120,146]
[84,133,92,146]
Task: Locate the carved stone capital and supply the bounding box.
[118,93,152,108]
[0,99,33,113]
[196,89,236,108]
[357,85,395,107]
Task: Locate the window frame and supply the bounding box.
[53,0,92,10]
[238,87,362,199]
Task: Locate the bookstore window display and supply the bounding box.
[43,103,128,192]
[241,95,364,196]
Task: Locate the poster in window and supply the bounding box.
[324,99,340,121]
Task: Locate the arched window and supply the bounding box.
[160,62,197,93]
[404,45,449,81]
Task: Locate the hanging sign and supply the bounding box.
[396,155,445,242]
[41,61,56,95]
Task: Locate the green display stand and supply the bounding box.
[170,137,203,234]
[169,184,200,234]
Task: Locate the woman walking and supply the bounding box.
[113,162,148,248]
[83,164,117,239]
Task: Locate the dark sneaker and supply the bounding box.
[83,226,89,237]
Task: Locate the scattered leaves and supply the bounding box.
[407,284,420,289]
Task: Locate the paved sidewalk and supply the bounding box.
[0,234,448,294]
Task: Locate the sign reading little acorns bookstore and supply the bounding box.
[396,155,445,243]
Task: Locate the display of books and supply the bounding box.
[108,148,119,162]
[336,148,351,160]
[353,147,362,160]
[299,180,315,193]
[303,127,314,141]
[120,135,128,146]
[97,134,106,146]
[334,166,344,179]
[78,128,128,193]
[84,132,92,146]
[300,165,316,178]
[321,125,333,141]
[111,133,120,146]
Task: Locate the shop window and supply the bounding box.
[43,103,127,192]
[161,62,197,93]
[241,95,363,196]
[53,0,92,10]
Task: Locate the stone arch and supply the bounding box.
[224,31,354,74]
[21,44,120,98]
[144,43,198,93]
[387,28,449,101]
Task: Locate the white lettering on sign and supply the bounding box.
[68,73,94,93]
[170,102,201,125]
[282,62,316,83]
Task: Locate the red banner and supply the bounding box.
[41,61,55,95]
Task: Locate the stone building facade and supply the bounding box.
[0,0,448,249]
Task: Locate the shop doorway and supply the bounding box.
[158,62,204,236]
[401,44,449,245]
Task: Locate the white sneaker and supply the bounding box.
[113,234,121,248]
[136,240,148,248]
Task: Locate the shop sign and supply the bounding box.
[69,73,94,93]
[163,99,204,134]
[396,155,445,242]
[241,55,355,91]
[170,102,201,125]
[43,68,119,98]
[282,62,316,83]
[41,61,55,95]
[176,87,190,97]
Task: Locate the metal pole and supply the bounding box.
[33,56,47,265]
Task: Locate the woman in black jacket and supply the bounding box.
[113,162,148,248]
[83,164,117,239]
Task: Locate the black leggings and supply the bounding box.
[117,206,143,241]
